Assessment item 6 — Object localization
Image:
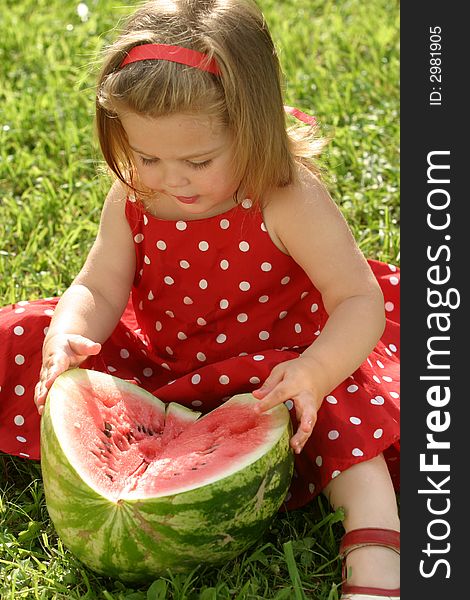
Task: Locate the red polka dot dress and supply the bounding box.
[0,196,400,510]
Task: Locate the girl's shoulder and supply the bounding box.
[262,165,336,254]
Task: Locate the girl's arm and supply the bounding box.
[254,169,386,452]
[35,180,136,412]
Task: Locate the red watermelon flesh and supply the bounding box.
[51,369,287,502]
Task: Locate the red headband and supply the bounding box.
[119,43,221,75]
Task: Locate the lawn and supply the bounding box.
[0,0,399,598]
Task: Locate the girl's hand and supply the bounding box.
[34,334,101,416]
[253,356,327,454]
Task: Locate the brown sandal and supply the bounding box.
[339,527,400,600]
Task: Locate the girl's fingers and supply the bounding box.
[253,380,293,413]
[252,367,284,400]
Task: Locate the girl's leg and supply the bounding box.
[322,453,400,591]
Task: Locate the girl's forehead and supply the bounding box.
[119,111,229,157]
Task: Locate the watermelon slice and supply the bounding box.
[40,369,293,582]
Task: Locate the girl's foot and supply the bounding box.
[340,528,400,599]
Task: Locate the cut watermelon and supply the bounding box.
[40,369,293,582]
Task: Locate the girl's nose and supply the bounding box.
[162,163,190,189]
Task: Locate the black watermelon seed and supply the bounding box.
[104,422,112,431]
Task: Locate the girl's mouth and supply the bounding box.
[175,195,199,205]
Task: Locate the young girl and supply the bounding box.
[0,1,400,597]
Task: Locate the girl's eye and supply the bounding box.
[188,160,212,169]
[140,156,158,166]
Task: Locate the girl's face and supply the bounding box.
[118,111,240,218]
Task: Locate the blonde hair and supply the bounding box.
[96,0,328,202]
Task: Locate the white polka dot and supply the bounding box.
[328,430,340,440]
[258,295,269,303]
[220,218,230,229]
[198,241,209,251]
[15,308,26,314]
[107,366,117,372]
[15,385,25,396]
[239,241,250,252]
[374,428,384,439]
[332,470,341,479]
[216,334,227,344]
[352,448,364,457]
[177,332,187,340]
[199,279,208,290]
[385,301,394,312]
[389,344,397,352]
[166,346,174,356]
[162,363,171,370]
[350,417,362,425]
[347,384,359,393]
[385,348,393,357]
[371,395,385,405]
[220,299,229,309]
[43,327,49,336]
[315,456,323,466]
[279,311,288,319]
[376,360,385,369]
[197,352,206,362]
[14,415,25,426]
[261,222,267,232]
[192,400,202,407]
[15,355,25,365]
[261,262,272,272]
[156,240,167,250]
[155,321,162,331]
[326,395,337,404]
[219,375,230,385]
[120,349,130,359]
[294,323,302,333]
[17,301,29,306]
[176,221,187,231]
[44,309,54,317]
[183,296,193,305]
[180,260,190,269]
[390,391,400,399]
[148,291,154,300]
[220,259,229,270]
[253,355,265,361]
[259,331,270,341]
[164,276,174,285]
[134,233,144,243]
[389,264,397,272]
[191,374,201,385]
[311,303,319,312]
[382,376,393,382]
[390,276,399,286]
[308,483,316,494]
[373,375,381,383]
[239,281,250,291]
[242,198,252,209]
[250,377,260,384]
[237,313,248,323]
[285,400,294,410]
[144,255,151,265]
[281,276,290,285]
[16,436,27,443]
[197,317,207,326]
[143,368,153,377]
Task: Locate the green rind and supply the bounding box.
[40,371,294,582]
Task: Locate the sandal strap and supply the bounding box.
[340,528,400,558]
[342,582,401,597]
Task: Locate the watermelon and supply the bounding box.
[40,369,293,582]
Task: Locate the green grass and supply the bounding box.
[0,0,399,598]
